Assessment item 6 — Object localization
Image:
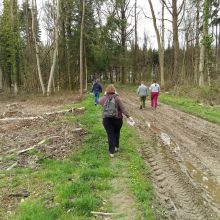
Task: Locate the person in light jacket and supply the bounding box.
[137,81,148,109]
[149,80,160,110]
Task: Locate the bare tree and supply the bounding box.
[31,0,45,94]
[10,0,18,94]
[199,0,212,87]
[161,0,185,83]
[148,0,165,87]
[194,0,201,84]
[47,0,60,96]
[133,0,138,83]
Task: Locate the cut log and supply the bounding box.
[6,162,18,170]
[73,107,85,113]
[45,109,70,115]
[0,107,85,122]
[91,211,119,216]
[0,116,43,122]
[72,128,83,132]
[17,146,37,154]
[9,189,30,197]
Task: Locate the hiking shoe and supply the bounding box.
[109,153,114,158]
[115,147,119,152]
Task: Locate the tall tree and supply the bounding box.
[47,0,60,95]
[80,0,85,97]
[147,0,165,87]
[194,0,201,84]
[162,0,185,83]
[31,0,45,94]
[0,0,21,93]
[199,0,212,87]
[133,0,138,83]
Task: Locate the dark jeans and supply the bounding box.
[94,92,100,104]
[103,118,123,154]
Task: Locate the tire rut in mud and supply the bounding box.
[119,89,220,220]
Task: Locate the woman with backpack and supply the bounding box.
[98,84,134,158]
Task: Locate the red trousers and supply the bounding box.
[151,92,159,109]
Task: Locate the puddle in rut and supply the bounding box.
[160,132,171,145]
[185,161,220,205]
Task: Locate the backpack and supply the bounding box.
[103,94,118,118]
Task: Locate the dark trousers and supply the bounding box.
[140,96,146,108]
[103,118,123,154]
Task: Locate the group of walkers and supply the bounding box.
[91,79,160,158]
[137,80,160,110]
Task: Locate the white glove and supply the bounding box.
[127,117,135,126]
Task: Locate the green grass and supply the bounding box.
[118,129,155,219]
[160,93,220,124]
[0,94,155,220]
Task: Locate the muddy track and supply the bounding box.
[119,89,220,220]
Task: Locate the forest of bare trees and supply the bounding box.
[0,0,219,95]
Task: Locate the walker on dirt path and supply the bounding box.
[149,80,160,110]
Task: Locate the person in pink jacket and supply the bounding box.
[149,80,160,110]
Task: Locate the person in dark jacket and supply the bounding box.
[91,79,102,105]
[99,84,134,158]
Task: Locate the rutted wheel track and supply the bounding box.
[119,89,220,220]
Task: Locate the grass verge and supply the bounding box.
[159,93,220,125]
[1,94,155,220]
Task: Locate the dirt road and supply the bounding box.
[1,91,220,219]
[120,89,220,220]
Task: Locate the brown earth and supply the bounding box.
[119,89,220,220]
[0,93,86,216]
[0,90,220,220]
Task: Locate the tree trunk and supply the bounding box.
[133,0,137,84]
[194,0,200,84]
[0,66,3,92]
[161,1,165,87]
[84,44,88,91]
[10,0,18,95]
[199,45,205,87]
[47,0,60,96]
[31,0,45,94]
[172,0,180,83]
[148,0,164,87]
[80,0,85,97]
[199,0,211,87]
[121,4,126,84]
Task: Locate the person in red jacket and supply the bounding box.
[99,84,134,158]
